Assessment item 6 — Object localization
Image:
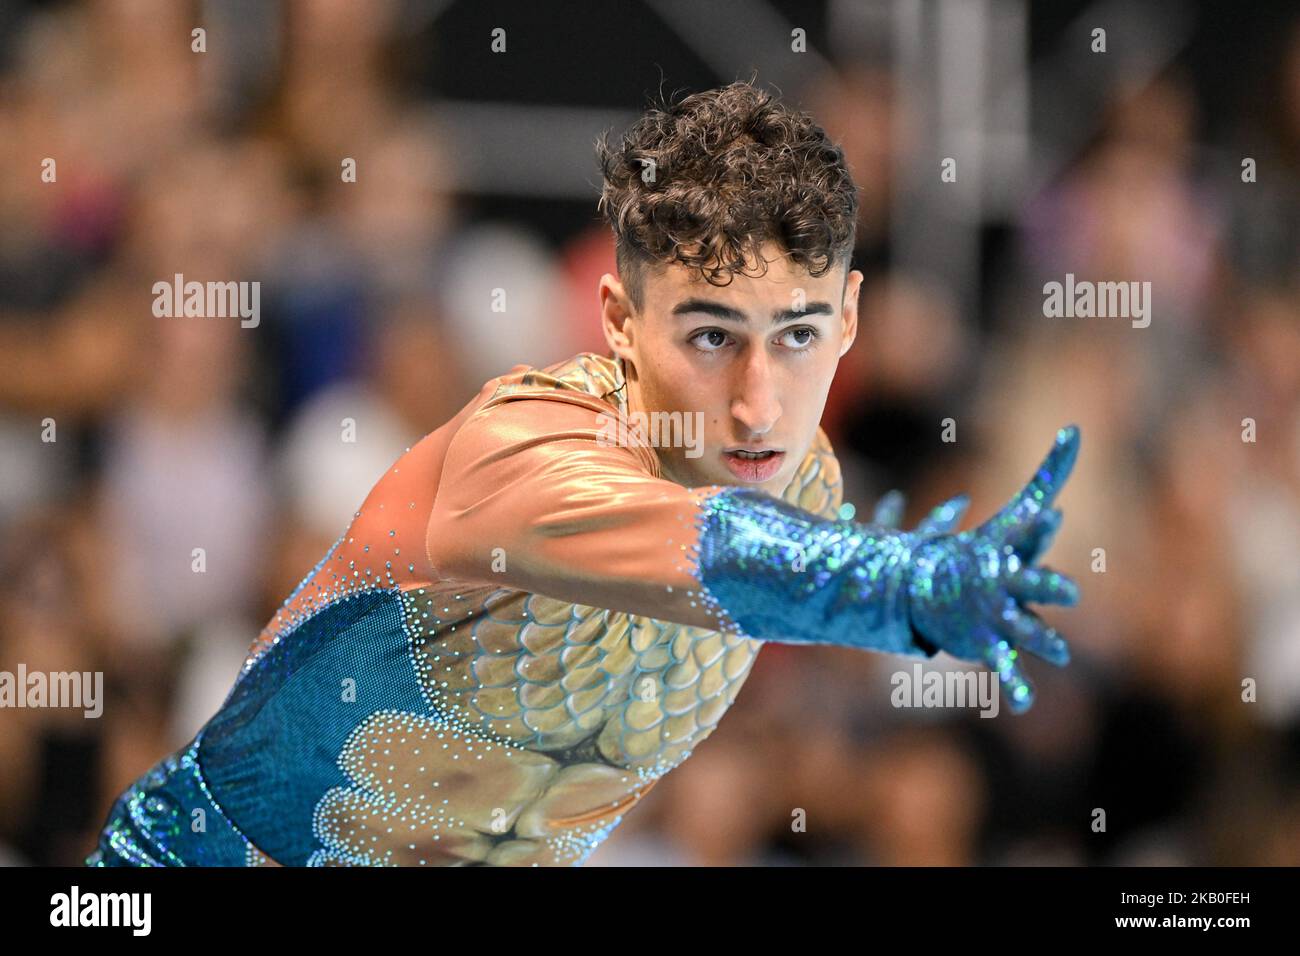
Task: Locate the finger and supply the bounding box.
[994,600,1071,666]
[976,626,1036,715]
[1007,508,1062,563]
[872,489,906,528]
[916,494,971,536]
[980,425,1081,542]
[1004,565,1079,607]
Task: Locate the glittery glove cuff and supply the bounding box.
[693,486,938,658]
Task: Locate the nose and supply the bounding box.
[730,348,782,436]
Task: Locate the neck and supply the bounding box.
[617,356,686,486]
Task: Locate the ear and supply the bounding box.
[839,269,863,356]
[599,273,637,361]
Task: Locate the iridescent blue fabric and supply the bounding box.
[87,588,433,867]
[694,487,930,657]
[695,426,1082,714]
[197,589,432,866]
[85,740,250,867]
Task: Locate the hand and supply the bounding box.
[905,426,1082,715]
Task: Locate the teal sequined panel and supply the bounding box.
[197,588,433,866]
[85,740,250,866]
[87,587,433,866]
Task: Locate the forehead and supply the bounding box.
[645,244,846,305]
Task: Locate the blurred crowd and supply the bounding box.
[0,0,1297,866]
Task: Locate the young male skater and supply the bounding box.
[88,81,1080,867]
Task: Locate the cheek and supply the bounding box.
[662,383,723,422]
[797,357,837,406]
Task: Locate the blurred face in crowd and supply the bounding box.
[600,242,861,496]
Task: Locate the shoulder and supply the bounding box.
[480,352,624,410]
[449,352,659,476]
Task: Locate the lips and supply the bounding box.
[722,449,786,482]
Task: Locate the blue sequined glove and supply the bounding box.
[905,426,1081,713]
[869,488,971,537]
[694,426,1081,715]
[867,488,973,659]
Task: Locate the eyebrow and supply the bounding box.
[670,298,836,326]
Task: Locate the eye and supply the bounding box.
[689,328,732,352]
[779,326,820,350]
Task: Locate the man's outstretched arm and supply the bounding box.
[425,394,1081,712]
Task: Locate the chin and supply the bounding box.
[681,460,791,493]
[715,472,788,495]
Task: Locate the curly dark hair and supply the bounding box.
[595,80,859,312]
